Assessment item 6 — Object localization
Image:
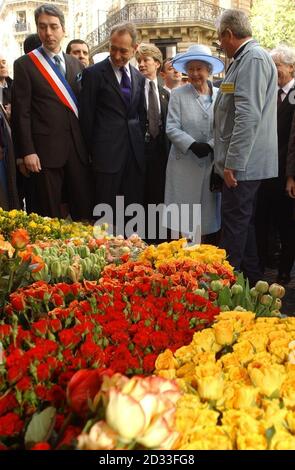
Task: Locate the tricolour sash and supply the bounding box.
[28,47,79,118]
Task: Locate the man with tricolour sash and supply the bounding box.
[11,3,93,220]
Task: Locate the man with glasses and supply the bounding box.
[79,22,146,233]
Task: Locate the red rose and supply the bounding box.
[10,294,26,311]
[11,229,30,249]
[143,353,158,373]
[0,392,18,417]
[52,293,64,307]
[57,425,81,449]
[32,320,48,336]
[37,364,50,381]
[16,376,32,392]
[67,369,106,416]
[49,319,62,332]
[31,442,51,450]
[0,412,23,436]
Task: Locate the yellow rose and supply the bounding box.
[248,363,286,397]
[155,349,178,371]
[232,386,259,409]
[281,378,295,408]
[214,320,234,346]
[269,431,295,450]
[286,411,295,434]
[236,432,267,450]
[197,374,224,402]
[179,427,233,450]
[233,340,255,365]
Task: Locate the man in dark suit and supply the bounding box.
[256,45,295,284]
[135,44,170,243]
[11,4,92,220]
[79,22,146,232]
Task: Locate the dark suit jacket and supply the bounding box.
[143,84,170,206]
[277,86,295,182]
[287,109,295,178]
[11,52,88,168]
[2,77,12,107]
[79,58,146,173]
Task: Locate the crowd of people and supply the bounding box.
[0,4,295,285]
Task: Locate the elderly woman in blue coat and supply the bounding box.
[164,45,224,242]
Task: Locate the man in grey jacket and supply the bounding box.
[214,9,278,284]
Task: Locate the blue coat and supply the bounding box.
[164,83,221,236]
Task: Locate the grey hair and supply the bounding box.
[216,9,252,39]
[270,44,295,74]
[35,4,65,31]
[110,22,137,46]
[185,60,213,75]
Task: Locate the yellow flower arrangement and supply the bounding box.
[139,239,234,272]
[155,311,295,450]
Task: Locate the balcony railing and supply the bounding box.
[14,22,30,33]
[87,0,224,51]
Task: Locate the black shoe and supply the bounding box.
[276,273,291,285]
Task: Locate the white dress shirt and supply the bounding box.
[109,58,132,85]
[43,46,66,76]
[279,78,295,102]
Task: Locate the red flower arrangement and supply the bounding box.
[0,258,235,449]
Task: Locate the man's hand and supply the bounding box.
[224,168,238,189]
[286,176,295,199]
[17,159,30,177]
[24,154,41,173]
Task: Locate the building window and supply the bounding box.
[16,11,26,24]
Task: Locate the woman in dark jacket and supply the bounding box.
[0,104,19,210]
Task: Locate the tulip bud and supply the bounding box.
[67,266,78,283]
[210,280,223,292]
[92,266,101,279]
[231,284,243,295]
[250,287,259,299]
[255,280,269,294]
[271,298,282,311]
[51,260,62,278]
[79,246,91,259]
[194,288,206,297]
[260,294,273,306]
[235,306,246,312]
[66,246,76,258]
[220,305,230,312]
[269,283,285,299]
[61,260,69,277]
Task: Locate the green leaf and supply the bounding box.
[25,406,56,449]
[218,287,232,308]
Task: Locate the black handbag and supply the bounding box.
[210,166,223,193]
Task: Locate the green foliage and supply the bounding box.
[251,0,295,48]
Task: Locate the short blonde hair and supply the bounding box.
[135,43,163,67]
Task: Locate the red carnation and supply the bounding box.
[32,320,48,336]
